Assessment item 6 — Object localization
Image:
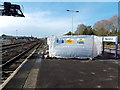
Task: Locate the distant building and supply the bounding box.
[1,34,37,41]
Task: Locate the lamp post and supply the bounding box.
[66,10,79,35]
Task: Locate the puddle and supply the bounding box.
[105,78,113,81]
[36,58,42,62]
[96,85,102,88]
[109,75,116,78]
[79,80,84,82]
[91,72,95,75]
[103,69,107,72]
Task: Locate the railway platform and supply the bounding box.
[2,52,119,89]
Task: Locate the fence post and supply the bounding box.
[115,36,118,59]
[102,37,105,54]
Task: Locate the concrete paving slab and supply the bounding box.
[23,58,42,89]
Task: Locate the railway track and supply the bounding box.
[2,42,22,47]
[1,42,39,68]
[2,43,25,51]
[1,40,44,89]
[2,41,37,51]
[2,41,39,64]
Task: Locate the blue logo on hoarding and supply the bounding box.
[56,39,64,44]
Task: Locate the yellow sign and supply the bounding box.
[66,39,74,44]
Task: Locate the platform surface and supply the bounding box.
[35,59,119,88]
[3,58,119,89]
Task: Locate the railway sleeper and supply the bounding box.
[3,67,15,71]
[2,71,12,78]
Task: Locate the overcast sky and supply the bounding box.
[0,2,118,38]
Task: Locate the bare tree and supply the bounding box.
[93,15,119,34]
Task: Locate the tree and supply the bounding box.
[108,30,118,36]
[109,15,118,30]
[65,31,74,35]
[93,15,119,36]
[95,28,109,36]
[81,26,95,35]
[93,20,113,32]
[74,24,86,35]
[82,28,88,35]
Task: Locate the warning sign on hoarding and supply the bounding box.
[77,38,85,44]
[66,39,74,44]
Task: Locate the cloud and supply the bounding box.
[0,11,80,37]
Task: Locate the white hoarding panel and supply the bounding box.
[47,35,103,59]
